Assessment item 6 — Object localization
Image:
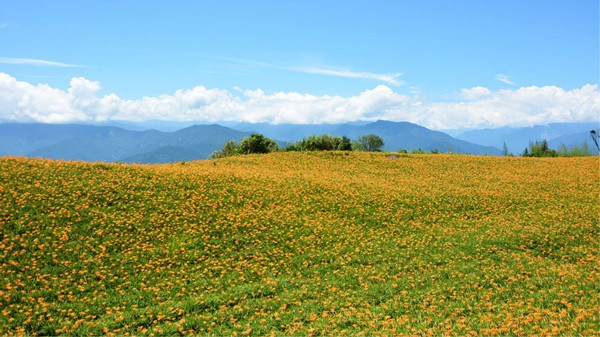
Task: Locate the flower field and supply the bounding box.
[0,152,598,336]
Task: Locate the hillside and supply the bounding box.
[0,153,598,335]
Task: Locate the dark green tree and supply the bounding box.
[356,134,385,152]
[522,140,557,157]
[502,142,509,156]
[240,133,279,154]
[337,136,352,151]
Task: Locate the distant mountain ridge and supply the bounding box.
[0,120,508,163]
[0,123,252,163]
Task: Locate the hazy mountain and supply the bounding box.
[231,122,342,142]
[0,123,251,163]
[456,122,599,154]
[0,123,146,158]
[121,146,206,164]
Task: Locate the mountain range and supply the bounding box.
[0,123,251,164]
[0,120,596,163]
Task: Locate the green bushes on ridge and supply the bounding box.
[521,139,595,157]
[210,133,279,159]
[285,134,353,152]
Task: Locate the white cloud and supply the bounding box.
[213,56,404,86]
[293,67,404,86]
[496,74,515,85]
[0,72,598,129]
[0,23,7,29]
[0,57,81,67]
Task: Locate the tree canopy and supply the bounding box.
[355,134,385,152]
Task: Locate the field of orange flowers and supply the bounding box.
[0,152,598,336]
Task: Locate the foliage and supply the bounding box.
[240,133,279,154]
[355,134,385,152]
[522,139,597,158]
[0,154,598,336]
[557,141,595,157]
[337,136,353,151]
[210,140,241,159]
[501,142,514,157]
[286,134,346,152]
[521,140,557,157]
[212,134,279,159]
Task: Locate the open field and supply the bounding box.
[0,152,598,336]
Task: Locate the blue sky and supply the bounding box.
[0,0,598,128]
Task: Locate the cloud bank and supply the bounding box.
[0,73,598,129]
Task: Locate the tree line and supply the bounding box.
[211,130,599,159]
[509,129,599,157]
[210,133,385,159]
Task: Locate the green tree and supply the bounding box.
[522,140,557,157]
[210,140,241,159]
[502,142,510,156]
[356,134,385,152]
[337,136,352,151]
[240,133,279,154]
[557,141,594,157]
[288,134,345,151]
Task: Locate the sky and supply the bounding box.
[0,0,598,129]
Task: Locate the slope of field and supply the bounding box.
[0,153,598,336]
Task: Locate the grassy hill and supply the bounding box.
[0,153,598,335]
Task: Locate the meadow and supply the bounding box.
[0,152,598,336]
